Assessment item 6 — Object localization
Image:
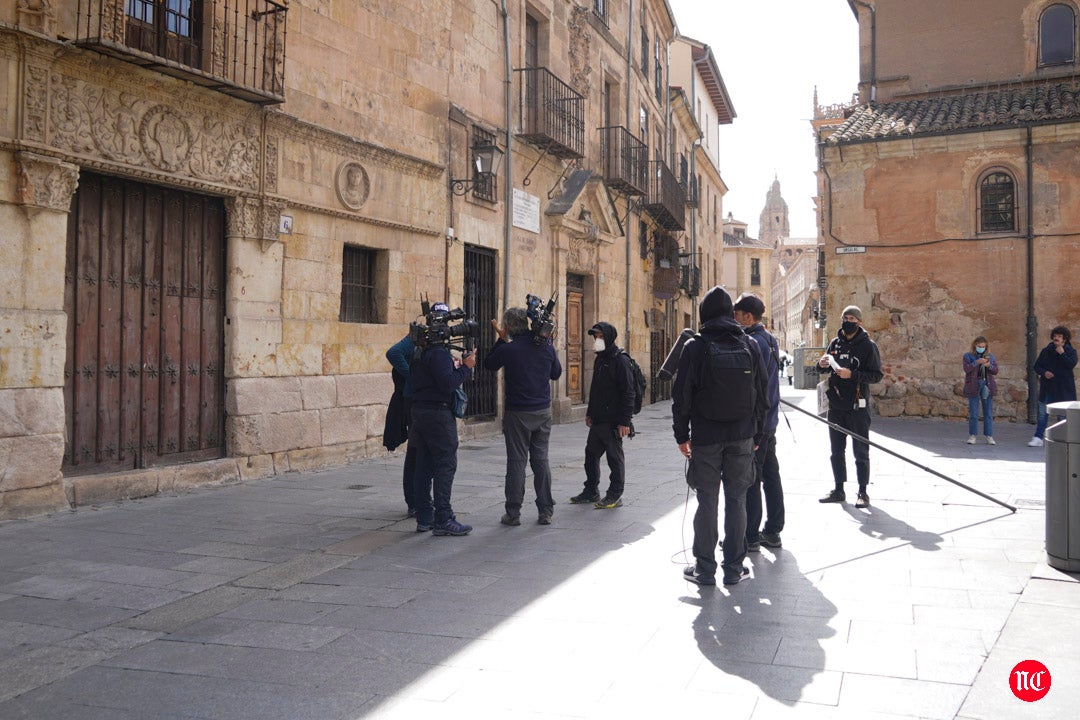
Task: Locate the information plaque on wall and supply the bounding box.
[513,189,540,234]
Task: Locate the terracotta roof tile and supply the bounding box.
[827,81,1080,144]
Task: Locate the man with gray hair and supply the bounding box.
[485,307,563,525]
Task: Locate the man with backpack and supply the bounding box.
[733,293,785,551]
[570,321,636,509]
[672,287,768,586]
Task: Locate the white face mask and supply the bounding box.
[593,338,606,353]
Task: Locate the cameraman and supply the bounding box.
[485,307,563,526]
[410,303,476,536]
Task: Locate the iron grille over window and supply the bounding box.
[593,0,607,23]
[75,0,287,104]
[471,126,498,202]
[1040,4,1076,66]
[463,246,498,419]
[979,172,1017,232]
[340,246,377,323]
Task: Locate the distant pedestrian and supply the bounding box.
[817,305,883,509]
[734,294,785,550]
[569,321,634,509]
[962,336,998,445]
[784,355,794,386]
[1029,325,1077,447]
[674,287,768,587]
[484,307,563,526]
[384,334,420,517]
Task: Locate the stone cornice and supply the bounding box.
[279,197,442,237]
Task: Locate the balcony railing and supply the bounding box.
[683,176,698,208]
[74,0,287,104]
[515,67,585,159]
[641,161,686,231]
[599,126,647,196]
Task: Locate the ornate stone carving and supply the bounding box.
[264,136,279,193]
[225,196,285,250]
[16,0,56,36]
[49,74,259,191]
[568,5,593,97]
[23,60,49,142]
[15,152,80,212]
[335,161,370,211]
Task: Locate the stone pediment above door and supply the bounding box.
[546,169,624,244]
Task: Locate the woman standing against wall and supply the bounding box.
[963,336,998,445]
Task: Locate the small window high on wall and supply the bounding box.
[978,172,1017,233]
[1040,4,1076,66]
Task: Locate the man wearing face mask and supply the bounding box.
[817,305,883,508]
[569,322,635,509]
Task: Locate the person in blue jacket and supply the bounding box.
[1029,325,1078,447]
[484,307,562,525]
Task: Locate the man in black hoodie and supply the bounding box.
[817,305,883,509]
[673,287,768,586]
[569,321,635,509]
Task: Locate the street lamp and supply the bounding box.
[450,142,504,196]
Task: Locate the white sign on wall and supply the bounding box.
[513,189,540,234]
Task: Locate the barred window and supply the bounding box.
[340,246,378,323]
[471,126,497,202]
[593,0,606,23]
[978,172,1017,233]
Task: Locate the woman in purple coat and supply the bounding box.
[963,336,998,445]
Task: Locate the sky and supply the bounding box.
[667,0,860,239]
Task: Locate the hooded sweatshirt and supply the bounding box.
[586,321,635,426]
[821,325,883,411]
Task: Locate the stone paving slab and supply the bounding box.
[0,388,1077,719]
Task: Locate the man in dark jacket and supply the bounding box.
[1029,325,1078,446]
[673,287,768,586]
[817,305,883,509]
[485,307,563,525]
[570,321,634,509]
[733,293,785,551]
[410,303,477,536]
[384,334,418,517]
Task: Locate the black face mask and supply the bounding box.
[841,320,859,336]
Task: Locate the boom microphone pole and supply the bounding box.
[657,328,695,381]
[779,398,1017,513]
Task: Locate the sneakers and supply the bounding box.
[500,513,520,526]
[594,496,623,509]
[433,518,472,536]
[819,488,846,503]
[723,567,750,586]
[416,522,433,532]
[569,492,601,504]
[986,436,996,445]
[855,491,870,509]
[746,540,761,552]
[537,513,552,525]
[967,435,977,445]
[760,532,782,548]
[1028,436,1044,447]
[683,566,715,586]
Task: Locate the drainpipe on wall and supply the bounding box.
[1026,127,1037,423]
[502,0,512,309]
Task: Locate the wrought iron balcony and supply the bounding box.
[599,126,647,196]
[641,161,686,231]
[683,176,698,208]
[515,67,585,159]
[74,0,287,105]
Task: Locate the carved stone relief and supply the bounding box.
[335,161,370,211]
[22,58,49,142]
[49,74,260,190]
[15,151,80,212]
[265,137,279,193]
[16,0,56,36]
[225,195,284,246]
[568,5,593,97]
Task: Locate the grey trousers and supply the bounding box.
[688,438,755,577]
[503,408,554,517]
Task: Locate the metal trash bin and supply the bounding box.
[1045,401,1080,571]
[792,347,825,390]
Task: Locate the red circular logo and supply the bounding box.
[1010,660,1051,702]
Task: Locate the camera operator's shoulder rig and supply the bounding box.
[526,292,558,346]
[409,298,480,353]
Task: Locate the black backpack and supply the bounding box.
[617,350,648,415]
[694,333,757,422]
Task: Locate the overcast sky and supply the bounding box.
[668,0,860,239]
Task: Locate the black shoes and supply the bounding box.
[723,567,750,586]
[538,514,552,525]
[569,492,601,504]
[683,566,716,586]
[594,496,623,509]
[746,540,761,552]
[855,491,870,508]
[500,513,521,526]
[760,532,782,548]
[819,489,846,503]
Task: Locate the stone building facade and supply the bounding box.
[720,214,773,325]
[818,0,1080,421]
[0,1,735,518]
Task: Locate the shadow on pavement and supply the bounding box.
[842,503,944,552]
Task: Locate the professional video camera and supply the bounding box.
[525,291,558,345]
[409,298,480,352]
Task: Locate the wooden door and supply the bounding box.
[566,288,584,403]
[64,173,225,475]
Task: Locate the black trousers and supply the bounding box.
[582,422,625,499]
[746,431,784,541]
[828,407,871,489]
